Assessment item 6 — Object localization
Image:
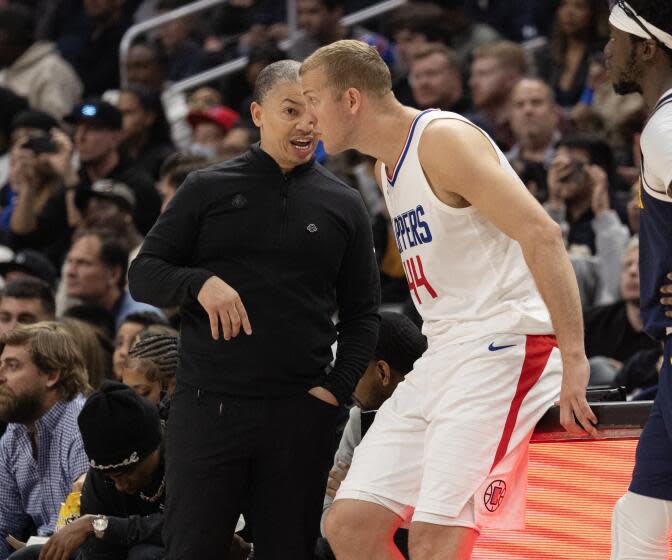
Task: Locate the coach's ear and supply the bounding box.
[344,87,362,115]
[376,360,392,386]
[251,101,263,127]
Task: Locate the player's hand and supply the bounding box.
[660,272,672,318]
[197,276,252,341]
[559,354,598,437]
[308,386,338,406]
[39,515,93,560]
[326,462,350,498]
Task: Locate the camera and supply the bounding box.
[560,159,587,185]
[24,134,57,155]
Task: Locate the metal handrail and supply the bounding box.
[120,0,225,87]
[166,0,407,94]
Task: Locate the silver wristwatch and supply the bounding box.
[92,515,108,539]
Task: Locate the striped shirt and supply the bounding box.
[0,396,88,559]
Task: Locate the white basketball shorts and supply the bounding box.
[335,333,562,531]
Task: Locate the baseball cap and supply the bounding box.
[75,179,137,213]
[10,110,59,136]
[187,105,240,134]
[65,100,122,130]
[0,249,58,289]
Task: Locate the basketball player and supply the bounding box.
[300,41,597,559]
[605,2,672,558]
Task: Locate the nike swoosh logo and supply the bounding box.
[488,342,516,352]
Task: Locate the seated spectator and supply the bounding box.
[64,228,163,331]
[464,0,541,42]
[0,5,82,119]
[468,41,527,151]
[60,317,114,390]
[584,238,661,377]
[219,123,260,162]
[187,87,223,113]
[18,381,166,560]
[0,249,58,290]
[572,52,644,148]
[507,78,562,200]
[65,99,162,235]
[123,40,192,151]
[533,0,608,108]
[186,106,240,160]
[113,312,169,381]
[383,3,450,105]
[288,0,393,65]
[75,179,144,258]
[545,134,629,256]
[156,0,208,82]
[0,323,89,559]
[116,85,175,180]
[155,153,210,212]
[426,0,500,74]
[317,312,427,560]
[5,111,78,266]
[408,44,467,112]
[62,303,116,343]
[231,43,286,120]
[72,0,133,96]
[122,334,178,412]
[0,278,55,336]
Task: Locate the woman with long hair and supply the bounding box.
[537,0,608,107]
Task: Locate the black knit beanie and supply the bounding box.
[77,380,161,472]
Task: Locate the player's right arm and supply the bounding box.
[418,119,598,437]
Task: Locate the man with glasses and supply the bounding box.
[605,1,672,557]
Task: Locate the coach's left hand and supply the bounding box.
[308,386,338,406]
[559,355,598,437]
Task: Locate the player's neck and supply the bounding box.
[641,70,672,111]
[353,101,421,170]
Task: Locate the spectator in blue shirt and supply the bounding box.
[0,322,90,560]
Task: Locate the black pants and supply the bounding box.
[164,382,338,560]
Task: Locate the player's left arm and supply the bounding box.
[419,120,597,436]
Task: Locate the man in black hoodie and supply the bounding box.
[128,60,380,560]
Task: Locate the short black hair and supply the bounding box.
[252,60,301,104]
[0,278,55,318]
[121,311,169,330]
[73,228,130,291]
[0,5,35,49]
[129,38,168,70]
[557,133,614,172]
[375,312,427,376]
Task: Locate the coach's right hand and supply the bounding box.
[197,276,253,340]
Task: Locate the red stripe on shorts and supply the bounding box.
[490,335,557,472]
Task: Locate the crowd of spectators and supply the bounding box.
[0,0,668,558]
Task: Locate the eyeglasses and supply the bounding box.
[617,0,671,52]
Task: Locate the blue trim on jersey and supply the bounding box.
[387,108,438,187]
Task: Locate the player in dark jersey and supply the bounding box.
[605,1,672,557]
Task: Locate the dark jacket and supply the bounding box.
[129,144,380,405]
[78,463,164,559]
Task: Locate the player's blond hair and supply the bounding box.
[300,39,392,98]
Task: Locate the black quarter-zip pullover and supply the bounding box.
[129,144,380,404]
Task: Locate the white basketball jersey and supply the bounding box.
[380,109,553,343]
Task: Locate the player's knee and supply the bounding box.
[324,503,357,548]
[409,524,477,560]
